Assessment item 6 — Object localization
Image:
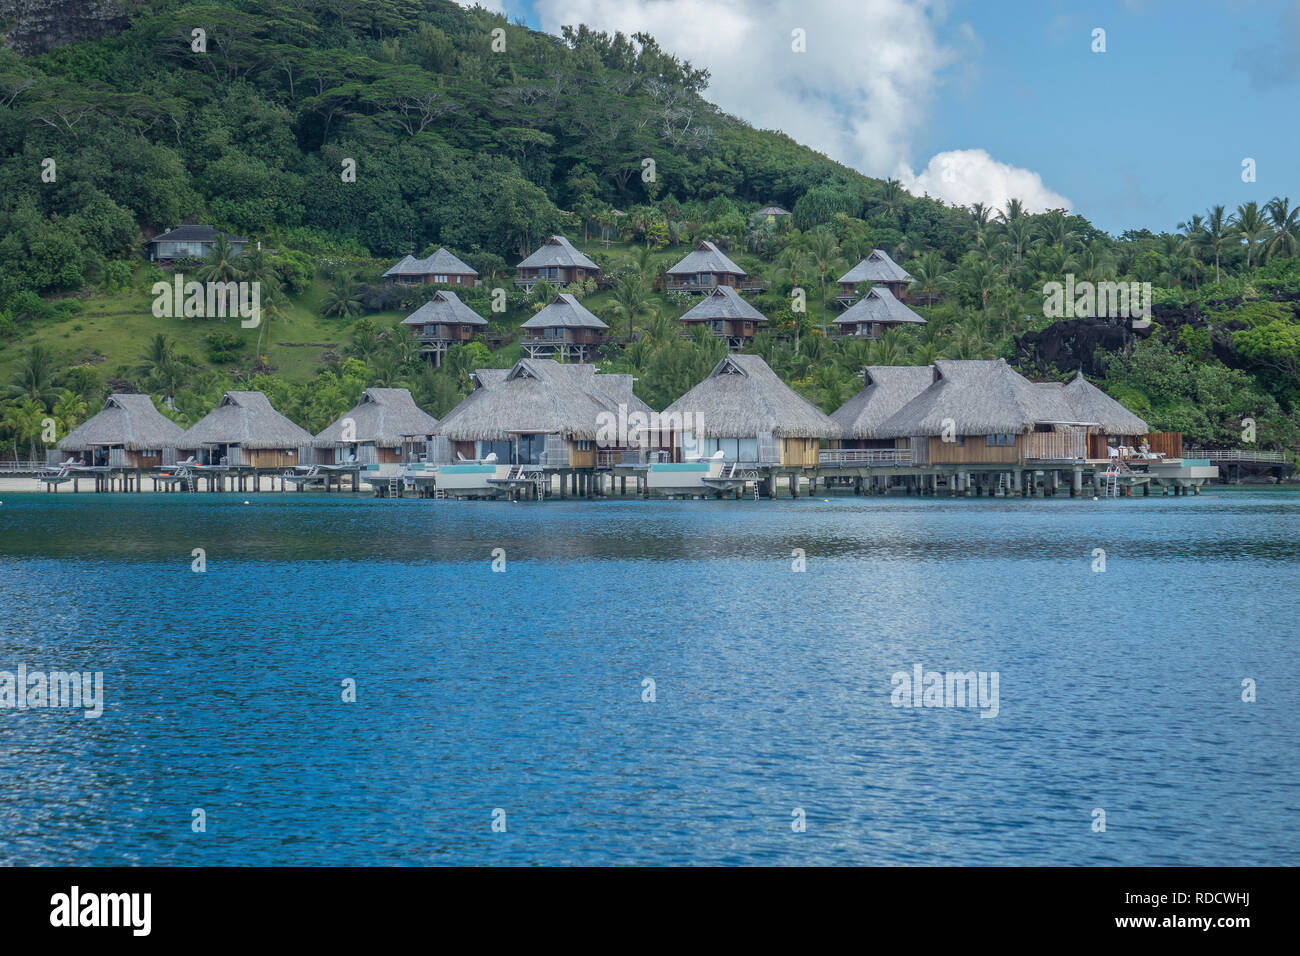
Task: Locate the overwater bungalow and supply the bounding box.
[664,240,759,293]
[47,394,185,490]
[829,366,935,461]
[313,388,438,482]
[428,358,656,498]
[833,287,926,339]
[383,247,478,287]
[176,391,312,474]
[836,249,914,304]
[677,285,768,349]
[520,293,609,361]
[655,354,840,496]
[400,290,488,366]
[513,235,601,291]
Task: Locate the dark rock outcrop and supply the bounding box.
[0,0,130,56]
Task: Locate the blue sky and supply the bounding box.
[482,0,1298,235]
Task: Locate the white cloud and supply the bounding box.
[532,0,1068,215]
[901,149,1072,214]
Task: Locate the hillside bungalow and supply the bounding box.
[662,354,840,470]
[177,391,312,469]
[400,290,488,365]
[56,393,184,469]
[833,286,926,339]
[756,205,792,220]
[430,358,655,497]
[873,359,1093,472]
[678,285,768,349]
[665,240,754,292]
[514,235,601,291]
[837,248,914,304]
[520,293,609,360]
[313,388,438,475]
[828,366,935,463]
[383,248,478,287]
[147,225,246,263]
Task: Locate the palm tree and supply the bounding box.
[608,276,657,342]
[7,344,60,405]
[1005,218,1034,259]
[875,178,905,218]
[1036,210,1078,251]
[910,251,944,307]
[970,203,992,248]
[1204,204,1229,283]
[138,333,175,379]
[241,247,285,363]
[321,271,364,318]
[2,398,48,460]
[998,198,1026,223]
[50,390,86,438]
[1232,201,1268,269]
[197,233,245,316]
[800,230,842,336]
[1265,196,1300,261]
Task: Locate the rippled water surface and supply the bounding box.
[1,489,1296,865]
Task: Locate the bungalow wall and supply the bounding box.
[245,448,302,469]
[569,440,596,469]
[1142,432,1182,457]
[926,435,1023,465]
[388,273,475,287]
[519,266,598,285]
[106,448,165,469]
[526,328,606,346]
[780,438,820,468]
[414,323,479,342]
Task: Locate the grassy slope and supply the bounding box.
[0,237,737,386]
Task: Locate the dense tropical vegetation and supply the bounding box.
[1,0,1297,461]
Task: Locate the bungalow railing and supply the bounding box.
[1184,448,1289,462]
[1024,431,1088,460]
[818,448,913,467]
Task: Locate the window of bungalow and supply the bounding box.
[478,439,512,462]
[435,274,448,283]
[516,434,545,464]
[985,433,1015,446]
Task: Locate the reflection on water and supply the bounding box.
[0,490,1296,864]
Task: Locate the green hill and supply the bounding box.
[1,0,1298,456]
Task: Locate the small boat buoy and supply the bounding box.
[243,500,250,505]
[1092,496,1099,501]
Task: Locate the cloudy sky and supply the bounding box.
[463,0,1300,235]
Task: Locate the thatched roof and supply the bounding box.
[839,248,914,284]
[831,366,935,439]
[313,388,438,448]
[435,359,636,442]
[875,359,1089,438]
[757,205,791,216]
[383,247,477,278]
[178,391,313,449]
[1059,371,1149,434]
[666,240,745,277]
[679,285,767,323]
[662,354,840,439]
[400,290,488,327]
[520,293,609,330]
[58,393,185,451]
[517,235,599,271]
[833,286,925,327]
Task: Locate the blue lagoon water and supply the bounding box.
[0,489,1296,865]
